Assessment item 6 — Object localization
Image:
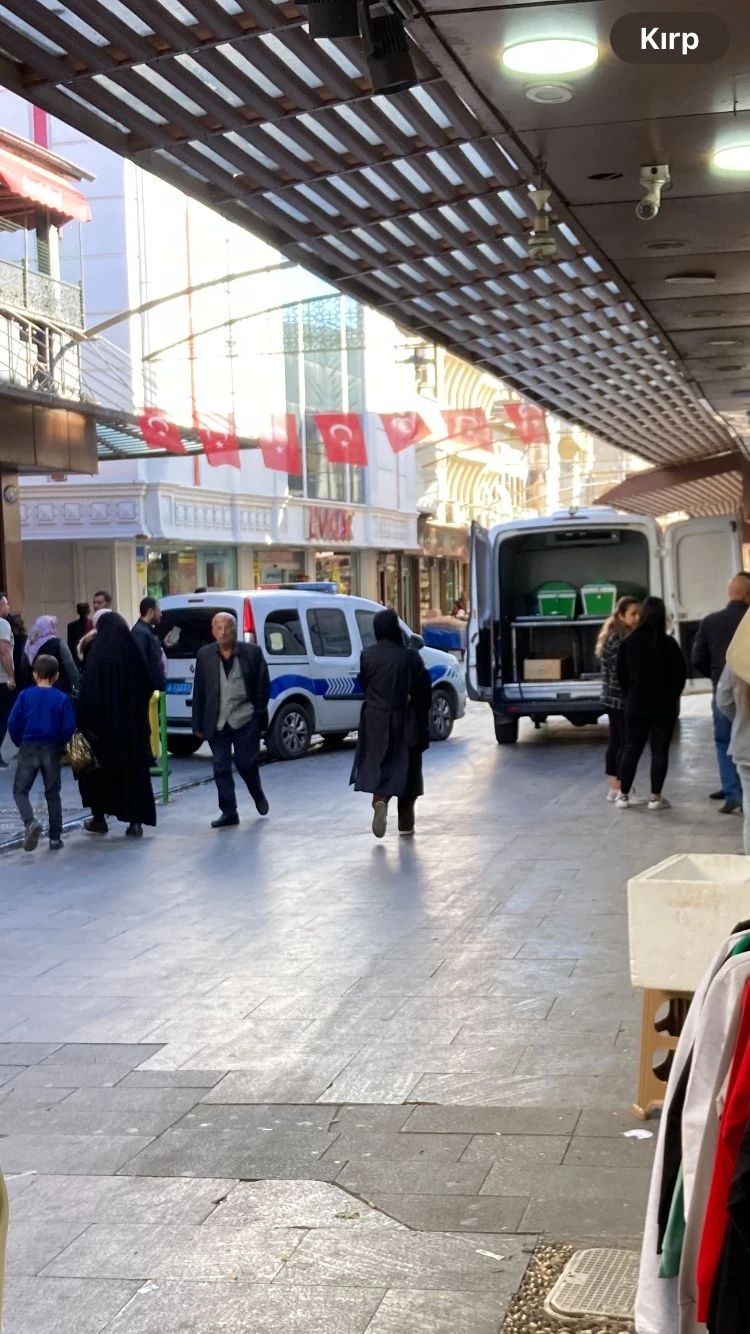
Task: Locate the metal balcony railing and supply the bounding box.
[0,257,84,329]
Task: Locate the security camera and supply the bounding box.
[635,164,671,221]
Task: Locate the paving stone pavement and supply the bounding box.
[0,697,734,1332]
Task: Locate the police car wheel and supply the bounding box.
[269,702,313,761]
[429,688,455,742]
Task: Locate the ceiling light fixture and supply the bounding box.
[306,0,359,38]
[358,0,417,93]
[524,82,573,104]
[664,272,718,285]
[588,170,622,181]
[713,144,750,172]
[502,38,598,76]
[643,239,689,252]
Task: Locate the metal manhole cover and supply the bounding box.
[545,1248,638,1320]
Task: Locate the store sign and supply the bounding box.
[307,507,354,543]
[419,521,468,560]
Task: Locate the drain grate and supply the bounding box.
[545,1248,638,1320]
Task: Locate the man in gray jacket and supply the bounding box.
[192,612,271,828]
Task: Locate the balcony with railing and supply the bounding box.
[0,257,84,329]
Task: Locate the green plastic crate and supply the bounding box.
[535,582,577,619]
[581,583,617,618]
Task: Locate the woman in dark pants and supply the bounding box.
[597,596,641,802]
[350,608,432,838]
[616,596,687,811]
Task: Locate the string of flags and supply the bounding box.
[137,402,550,471]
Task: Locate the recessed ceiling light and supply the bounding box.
[587,170,622,181]
[664,272,717,285]
[713,144,750,172]
[524,82,574,104]
[707,338,741,347]
[686,310,724,319]
[502,38,598,76]
[643,239,689,252]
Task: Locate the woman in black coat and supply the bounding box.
[76,612,156,838]
[616,596,687,811]
[350,608,432,838]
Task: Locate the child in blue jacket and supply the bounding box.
[8,653,76,851]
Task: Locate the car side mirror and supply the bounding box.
[410,634,425,650]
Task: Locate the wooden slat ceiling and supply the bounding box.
[0,0,743,472]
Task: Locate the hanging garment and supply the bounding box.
[636,934,749,1334]
[707,1115,750,1334]
[677,953,750,1334]
[695,980,750,1320]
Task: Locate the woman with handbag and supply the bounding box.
[75,611,156,838]
[350,607,432,838]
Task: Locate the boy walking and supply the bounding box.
[8,654,76,851]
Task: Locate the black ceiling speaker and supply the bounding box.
[307,0,359,39]
[358,0,417,93]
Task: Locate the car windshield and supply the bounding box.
[159,607,236,659]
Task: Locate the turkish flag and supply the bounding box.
[379,412,431,454]
[138,409,186,455]
[505,401,549,446]
[197,415,240,469]
[442,408,492,451]
[314,413,368,466]
[258,414,302,473]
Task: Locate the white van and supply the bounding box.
[467,509,742,743]
[158,587,466,760]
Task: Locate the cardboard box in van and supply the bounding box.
[523,657,573,682]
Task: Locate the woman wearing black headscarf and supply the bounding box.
[350,607,432,838]
[76,612,156,838]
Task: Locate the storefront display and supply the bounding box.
[315,552,358,595]
[257,549,306,586]
[147,546,238,598]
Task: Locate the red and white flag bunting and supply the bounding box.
[258,414,302,474]
[314,413,368,466]
[504,402,549,446]
[379,412,431,454]
[196,414,240,469]
[442,408,493,451]
[138,409,186,455]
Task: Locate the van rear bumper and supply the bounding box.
[493,683,604,716]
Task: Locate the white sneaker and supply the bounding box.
[629,789,648,807]
[607,789,619,803]
[615,793,630,810]
[648,795,671,811]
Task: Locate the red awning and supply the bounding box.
[0,144,91,225]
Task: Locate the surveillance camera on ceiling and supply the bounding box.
[636,164,671,221]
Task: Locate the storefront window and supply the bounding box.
[315,553,357,595]
[146,547,237,597]
[257,549,306,586]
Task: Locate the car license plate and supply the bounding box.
[166,681,191,695]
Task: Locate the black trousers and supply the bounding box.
[620,710,677,797]
[605,708,626,779]
[0,683,14,749]
[209,718,265,815]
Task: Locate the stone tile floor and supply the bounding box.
[0,697,736,1332]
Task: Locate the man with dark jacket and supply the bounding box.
[192,612,271,828]
[692,573,750,813]
[131,598,167,693]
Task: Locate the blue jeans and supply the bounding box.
[209,719,265,816]
[713,697,742,804]
[13,741,63,840]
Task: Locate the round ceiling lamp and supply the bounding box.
[525,82,574,103]
[664,272,717,285]
[713,144,750,172]
[502,38,599,76]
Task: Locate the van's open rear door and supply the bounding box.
[664,515,743,670]
[467,521,494,701]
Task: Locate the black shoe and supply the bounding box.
[255,795,269,817]
[23,820,42,852]
[720,800,743,815]
[125,823,143,839]
[49,839,63,851]
[211,813,239,828]
[84,818,108,835]
[710,790,726,801]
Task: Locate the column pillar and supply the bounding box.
[0,469,23,608]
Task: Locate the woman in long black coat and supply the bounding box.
[76,612,156,838]
[350,608,432,838]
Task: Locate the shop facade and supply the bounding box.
[417,518,469,621]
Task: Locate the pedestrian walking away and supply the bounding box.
[616,596,687,811]
[8,613,27,682]
[692,572,750,814]
[7,653,76,851]
[0,592,16,768]
[75,611,156,839]
[596,596,641,802]
[192,611,271,828]
[132,597,167,693]
[66,601,93,658]
[21,615,80,695]
[716,665,750,853]
[350,607,431,838]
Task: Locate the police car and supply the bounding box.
[158,587,467,761]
